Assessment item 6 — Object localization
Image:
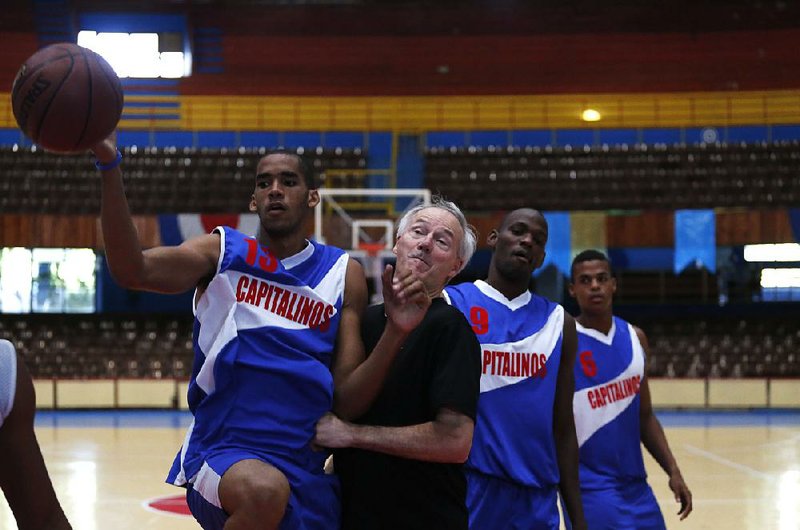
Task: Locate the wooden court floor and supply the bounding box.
[1,410,798,530]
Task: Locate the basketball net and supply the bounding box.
[359,242,387,303]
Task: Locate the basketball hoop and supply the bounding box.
[359,242,389,303]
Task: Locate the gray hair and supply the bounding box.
[396,196,477,273]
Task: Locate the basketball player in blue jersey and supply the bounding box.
[443,208,587,530]
[92,137,429,530]
[0,340,72,530]
[568,250,692,529]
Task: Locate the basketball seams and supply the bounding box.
[12,43,124,153]
[74,47,94,152]
[94,55,125,120]
[11,51,74,125]
[33,50,76,145]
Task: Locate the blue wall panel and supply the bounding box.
[324,132,364,148]
[283,132,323,148]
[197,131,237,148]
[0,129,25,146]
[727,126,768,143]
[426,131,467,147]
[598,128,638,145]
[685,127,719,144]
[117,130,151,147]
[641,128,682,144]
[152,131,194,147]
[239,132,280,148]
[511,129,552,147]
[470,130,509,147]
[556,129,594,146]
[772,125,800,141]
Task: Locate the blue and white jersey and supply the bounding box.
[168,226,349,487]
[573,317,647,490]
[444,280,564,488]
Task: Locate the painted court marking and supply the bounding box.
[682,444,772,480]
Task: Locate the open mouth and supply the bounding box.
[511,249,531,262]
[267,203,286,212]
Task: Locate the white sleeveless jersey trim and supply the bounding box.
[312,253,349,302]
[573,323,645,447]
[479,305,563,393]
[172,418,196,486]
[575,319,617,346]
[441,289,452,305]
[195,276,239,395]
[0,340,17,427]
[474,279,532,310]
[281,240,314,270]
[192,226,228,317]
[192,461,223,508]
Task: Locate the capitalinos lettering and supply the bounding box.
[235,275,334,332]
[587,375,641,409]
[482,350,547,378]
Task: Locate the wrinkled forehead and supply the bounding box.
[409,207,463,240]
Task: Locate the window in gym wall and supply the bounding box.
[0,248,97,313]
[77,30,188,78]
[0,248,32,313]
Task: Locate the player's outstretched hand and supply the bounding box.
[382,264,430,334]
[669,472,692,520]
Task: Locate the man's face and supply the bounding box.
[489,209,547,281]
[569,259,617,315]
[393,207,464,295]
[250,154,319,237]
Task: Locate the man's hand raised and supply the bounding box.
[382,264,430,334]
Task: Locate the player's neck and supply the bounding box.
[577,312,614,334]
[257,234,308,260]
[485,270,528,301]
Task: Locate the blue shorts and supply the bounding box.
[566,480,666,530]
[184,450,340,530]
[466,469,560,530]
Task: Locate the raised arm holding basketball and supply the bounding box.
[91,134,429,530]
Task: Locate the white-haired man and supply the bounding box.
[315,197,482,530]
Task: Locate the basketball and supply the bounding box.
[11,42,124,153]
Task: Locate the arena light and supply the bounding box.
[744,243,800,262]
[77,30,185,78]
[581,109,602,122]
[760,268,800,288]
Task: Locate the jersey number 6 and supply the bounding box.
[579,350,597,377]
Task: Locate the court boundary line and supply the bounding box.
[682,444,771,480]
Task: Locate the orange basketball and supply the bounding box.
[11,42,124,153]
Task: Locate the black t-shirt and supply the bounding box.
[336,298,482,530]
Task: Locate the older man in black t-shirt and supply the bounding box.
[314,197,482,530]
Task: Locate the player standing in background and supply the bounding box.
[0,339,72,530]
[92,137,428,530]
[569,249,692,529]
[444,208,587,530]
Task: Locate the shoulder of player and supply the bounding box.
[631,324,649,345]
[427,298,475,330]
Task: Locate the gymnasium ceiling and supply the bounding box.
[5,0,800,35]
